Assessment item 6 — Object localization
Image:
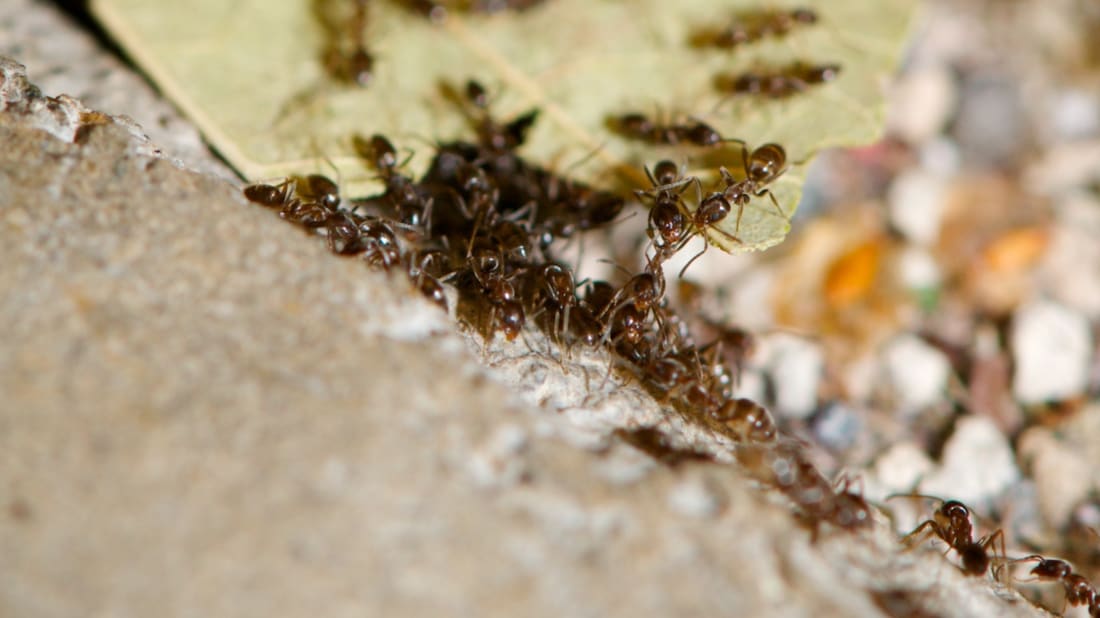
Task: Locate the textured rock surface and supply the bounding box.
[0,53,1051,618]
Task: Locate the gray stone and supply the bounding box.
[882,334,952,417]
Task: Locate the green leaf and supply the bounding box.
[91,0,917,252]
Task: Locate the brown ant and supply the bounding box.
[716,62,841,99]
[444,80,540,153]
[607,112,724,147]
[291,173,341,210]
[407,249,450,311]
[713,397,776,444]
[633,148,785,278]
[598,257,667,346]
[467,243,525,341]
[717,141,789,233]
[354,133,434,231]
[313,0,374,87]
[529,263,579,342]
[243,179,296,209]
[636,160,696,260]
[689,7,818,49]
[1002,555,1100,615]
[889,495,1008,578]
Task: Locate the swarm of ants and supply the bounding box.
[250,2,1099,614]
[242,73,882,536]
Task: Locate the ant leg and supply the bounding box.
[982,530,1008,582]
[900,520,941,549]
[422,197,435,239]
[733,201,747,235]
[739,141,752,180]
[756,187,787,221]
[678,238,709,279]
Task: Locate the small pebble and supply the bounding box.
[886,64,958,144]
[812,401,864,452]
[864,441,935,509]
[888,169,948,245]
[882,334,952,417]
[918,136,962,177]
[920,415,1020,508]
[1011,299,1092,404]
[952,76,1029,167]
[1046,89,1100,141]
[1017,427,1092,529]
[1039,194,1100,319]
[896,246,942,299]
[759,334,823,420]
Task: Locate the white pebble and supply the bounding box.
[868,442,935,502]
[759,334,823,420]
[1011,300,1092,404]
[1018,428,1092,528]
[920,415,1020,508]
[882,334,952,416]
[918,136,962,177]
[896,246,942,294]
[1047,89,1100,141]
[888,169,948,245]
[886,64,957,144]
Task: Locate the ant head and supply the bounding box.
[940,500,970,520]
[1031,558,1072,580]
[652,160,680,186]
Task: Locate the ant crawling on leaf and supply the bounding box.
[313,0,374,87]
[715,62,842,99]
[607,112,725,147]
[716,140,790,233]
[689,7,819,49]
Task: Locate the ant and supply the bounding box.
[716,62,841,99]
[445,80,540,153]
[291,173,341,210]
[529,263,579,343]
[716,141,789,234]
[635,160,696,261]
[354,133,434,231]
[598,257,667,346]
[713,397,776,444]
[243,179,296,209]
[406,249,450,311]
[889,495,1008,579]
[607,112,724,147]
[689,7,818,49]
[1002,555,1100,616]
[467,242,525,341]
[313,0,374,87]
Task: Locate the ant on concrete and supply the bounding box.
[1002,555,1100,616]
[889,495,1008,578]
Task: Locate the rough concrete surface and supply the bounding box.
[0,53,1052,618]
